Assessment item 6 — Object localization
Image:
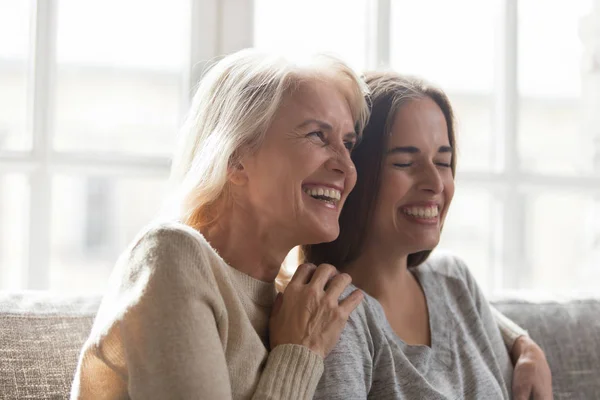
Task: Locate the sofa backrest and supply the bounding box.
[0,292,100,399]
[493,297,600,399]
[1,291,599,399]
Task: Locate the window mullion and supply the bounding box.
[494,0,528,292]
[182,0,219,111]
[27,0,58,289]
[366,0,391,70]
[183,0,255,112]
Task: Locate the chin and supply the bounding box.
[306,226,339,245]
[406,236,440,254]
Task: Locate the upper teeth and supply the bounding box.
[403,206,439,218]
[303,187,341,201]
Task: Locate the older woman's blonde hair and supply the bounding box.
[167,48,370,230]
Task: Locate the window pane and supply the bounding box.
[253,0,368,71]
[0,174,29,290]
[390,0,497,172]
[518,0,596,175]
[0,0,31,151]
[436,187,495,293]
[50,175,168,292]
[526,191,600,293]
[52,0,188,156]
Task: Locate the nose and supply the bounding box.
[417,162,444,194]
[324,143,355,177]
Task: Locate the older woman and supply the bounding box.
[306,71,552,399]
[70,49,369,399]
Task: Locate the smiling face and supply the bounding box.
[366,96,455,256]
[235,80,358,245]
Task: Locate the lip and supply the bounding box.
[302,182,345,212]
[399,201,443,225]
[400,201,442,210]
[302,190,339,211]
[302,182,345,195]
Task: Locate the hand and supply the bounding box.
[269,263,364,359]
[511,335,553,400]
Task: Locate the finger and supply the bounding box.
[309,263,339,289]
[324,273,352,300]
[532,386,553,400]
[270,292,283,318]
[288,263,317,286]
[512,382,532,400]
[339,289,364,315]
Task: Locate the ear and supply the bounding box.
[228,160,248,186]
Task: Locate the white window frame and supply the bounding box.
[3,0,599,291]
[366,0,600,292]
[0,0,254,289]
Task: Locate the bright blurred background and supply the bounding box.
[1,0,599,296]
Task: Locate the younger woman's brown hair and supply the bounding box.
[301,71,457,269]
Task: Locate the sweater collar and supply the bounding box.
[226,265,278,307]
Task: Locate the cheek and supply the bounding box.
[382,171,412,201]
[440,178,455,222]
[444,177,455,204]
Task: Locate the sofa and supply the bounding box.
[1,291,599,399]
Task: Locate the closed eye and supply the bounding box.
[393,163,412,168]
[436,162,452,168]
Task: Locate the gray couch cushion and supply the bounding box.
[0,292,100,400]
[493,298,600,400]
[1,292,598,399]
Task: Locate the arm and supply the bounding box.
[458,258,553,400]
[313,300,371,400]
[120,228,233,399]
[510,336,553,400]
[252,344,324,399]
[490,305,528,351]
[264,265,364,400]
[123,229,328,400]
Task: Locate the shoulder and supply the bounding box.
[336,284,388,353]
[417,251,474,285]
[111,220,225,291]
[125,220,221,265]
[129,220,211,256]
[340,285,385,330]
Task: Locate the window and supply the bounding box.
[256,0,600,295]
[254,0,369,71]
[1,0,598,295]
[0,0,189,291]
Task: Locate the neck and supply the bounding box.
[201,205,292,283]
[343,242,414,305]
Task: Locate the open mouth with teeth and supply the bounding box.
[303,186,342,206]
[402,205,440,219]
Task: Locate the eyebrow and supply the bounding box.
[297,119,333,131]
[387,145,453,154]
[297,119,358,140]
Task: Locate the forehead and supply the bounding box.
[388,97,449,147]
[277,80,355,130]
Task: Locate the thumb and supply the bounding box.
[271,292,283,318]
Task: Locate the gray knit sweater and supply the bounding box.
[314,254,513,399]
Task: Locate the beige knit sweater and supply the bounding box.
[70,221,323,399]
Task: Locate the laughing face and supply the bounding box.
[368,96,455,255]
[238,80,358,245]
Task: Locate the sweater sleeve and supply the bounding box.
[120,227,325,400]
[313,299,371,400]
[490,305,528,352]
[117,226,234,399]
[252,344,324,399]
[72,224,326,400]
[452,256,514,393]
